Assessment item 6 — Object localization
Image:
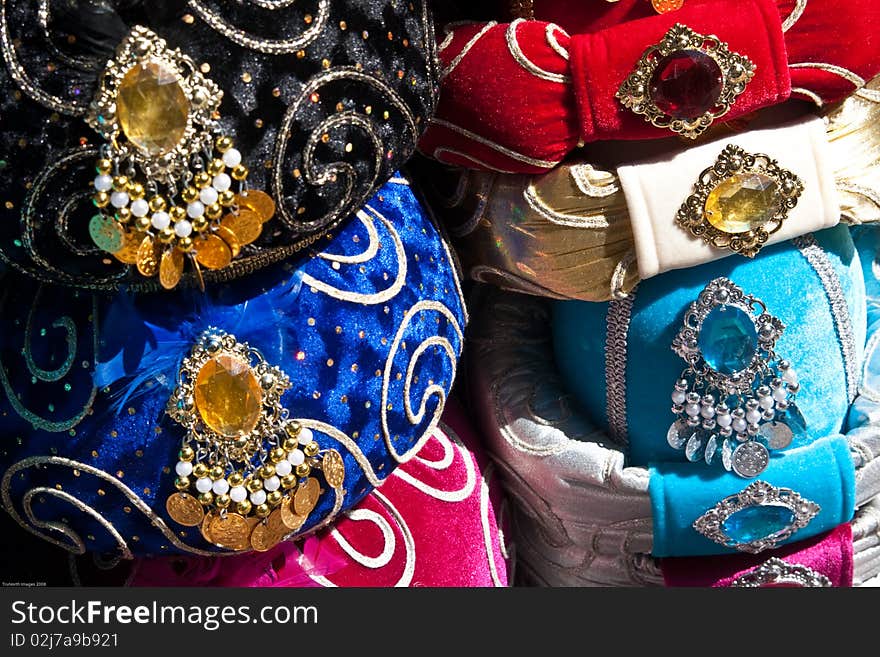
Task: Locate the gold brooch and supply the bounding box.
[86,26,275,289]
[676,145,804,258]
[164,330,345,552]
[616,24,755,139]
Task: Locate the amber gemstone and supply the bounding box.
[649,50,723,119]
[194,354,263,437]
[704,173,779,234]
[117,60,189,156]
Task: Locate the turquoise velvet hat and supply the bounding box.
[0,178,467,558]
[553,226,865,556]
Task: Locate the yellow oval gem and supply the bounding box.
[704,173,779,234]
[117,60,189,156]
[194,354,263,437]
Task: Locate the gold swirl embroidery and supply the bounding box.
[505,19,570,84]
[427,118,560,170]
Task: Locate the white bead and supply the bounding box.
[717,414,732,428]
[700,406,715,419]
[212,173,232,192]
[151,211,171,230]
[287,449,305,466]
[130,199,150,217]
[263,475,281,492]
[297,428,314,445]
[759,396,775,410]
[685,403,700,417]
[187,201,205,219]
[746,409,762,424]
[783,368,798,385]
[174,220,193,238]
[732,418,747,433]
[773,387,788,402]
[671,390,686,405]
[275,460,292,476]
[199,186,219,206]
[222,148,242,168]
[110,191,130,209]
[229,486,247,503]
[250,489,267,505]
[175,461,193,477]
[94,175,113,192]
[195,477,213,494]
[212,478,230,495]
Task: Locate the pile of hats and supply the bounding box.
[3,0,880,588]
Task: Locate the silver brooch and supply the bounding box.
[668,278,804,478]
[731,558,832,587]
[693,481,820,554]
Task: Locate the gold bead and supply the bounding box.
[303,442,319,458]
[282,437,297,452]
[93,192,111,208]
[236,500,252,516]
[198,491,214,506]
[216,136,234,153]
[231,165,249,181]
[179,447,195,462]
[174,476,190,491]
[281,474,297,489]
[115,207,132,223]
[267,490,282,506]
[209,465,224,480]
[177,236,194,252]
[215,494,231,509]
[96,158,113,174]
[205,203,223,220]
[181,187,199,204]
[128,183,145,200]
[286,421,302,438]
[246,478,263,493]
[194,172,212,189]
[112,175,129,192]
[169,206,186,222]
[135,216,152,232]
[228,472,244,487]
[158,227,175,243]
[208,159,226,176]
[193,463,209,479]
[260,464,276,479]
[149,196,167,213]
[219,190,236,207]
[255,503,271,518]
[295,463,311,477]
[192,216,209,233]
[270,448,286,464]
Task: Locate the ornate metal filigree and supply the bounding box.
[731,558,832,587]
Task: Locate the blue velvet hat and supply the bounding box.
[0,177,466,557]
[553,225,866,556]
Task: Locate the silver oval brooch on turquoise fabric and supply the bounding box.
[668,278,805,478]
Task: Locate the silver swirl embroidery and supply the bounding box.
[300,204,407,305]
[380,301,464,464]
[273,67,418,233]
[188,0,330,54]
[794,233,860,401]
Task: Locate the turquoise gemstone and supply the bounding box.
[783,404,807,436]
[698,306,758,375]
[722,504,796,544]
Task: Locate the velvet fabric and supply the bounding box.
[0,177,467,557]
[0,0,438,291]
[553,225,865,554]
[661,523,854,587]
[128,404,511,587]
[420,0,880,173]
